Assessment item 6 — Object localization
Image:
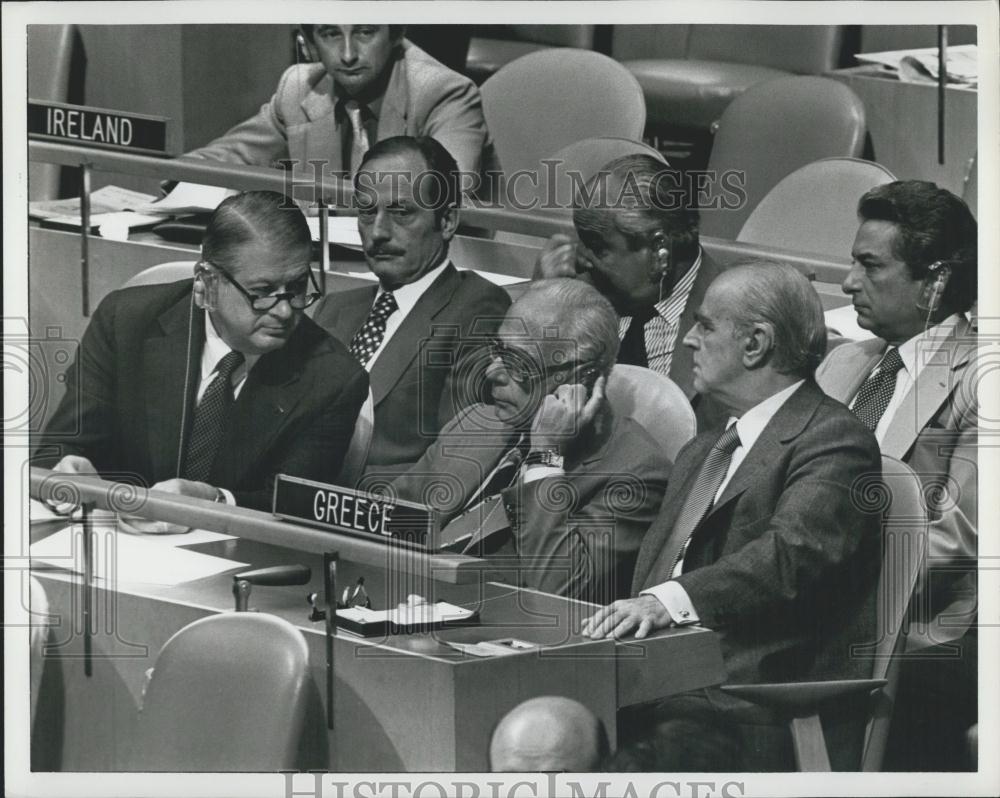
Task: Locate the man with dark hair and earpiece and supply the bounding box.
[34,190,368,512]
[816,180,980,771]
[392,278,670,604]
[535,154,725,430]
[182,25,493,183]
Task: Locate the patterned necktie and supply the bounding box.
[617,308,655,369]
[851,347,905,431]
[349,291,398,366]
[182,350,244,483]
[659,423,742,578]
[344,99,371,175]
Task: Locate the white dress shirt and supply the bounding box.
[617,250,701,376]
[849,314,963,445]
[364,259,450,370]
[642,379,805,625]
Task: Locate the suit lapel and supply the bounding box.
[824,340,884,404]
[327,286,378,346]
[377,52,409,137]
[881,320,973,459]
[298,73,344,175]
[369,264,459,406]
[143,293,203,481]
[210,327,310,488]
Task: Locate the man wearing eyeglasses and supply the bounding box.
[35,191,369,512]
[392,279,671,603]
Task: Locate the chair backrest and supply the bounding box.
[859,454,928,771]
[481,49,646,182]
[541,137,668,214]
[963,152,978,220]
[121,260,197,289]
[687,25,845,74]
[702,76,866,240]
[737,158,896,258]
[506,24,595,49]
[604,364,695,462]
[128,613,312,771]
[611,25,692,61]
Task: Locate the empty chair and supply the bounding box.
[466,25,596,84]
[128,613,312,771]
[541,137,668,215]
[605,365,695,462]
[121,260,197,289]
[721,455,927,771]
[737,158,896,258]
[617,25,846,133]
[481,49,646,187]
[700,76,866,240]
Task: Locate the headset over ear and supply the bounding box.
[917,260,952,314]
[193,263,219,311]
[297,29,317,62]
[648,232,673,283]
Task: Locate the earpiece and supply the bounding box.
[194,264,219,312]
[296,30,317,62]
[650,233,671,278]
[917,260,952,314]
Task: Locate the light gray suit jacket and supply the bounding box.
[186,40,494,179]
[816,317,979,647]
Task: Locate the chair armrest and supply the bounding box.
[721,678,887,716]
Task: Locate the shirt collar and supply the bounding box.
[202,312,259,383]
[375,258,450,316]
[653,248,702,321]
[729,379,805,452]
[894,313,964,381]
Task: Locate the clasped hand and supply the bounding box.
[530,375,606,452]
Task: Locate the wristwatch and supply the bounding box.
[524,449,565,469]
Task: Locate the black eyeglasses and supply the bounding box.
[203,262,323,311]
[488,336,596,387]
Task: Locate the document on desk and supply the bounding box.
[29,526,248,586]
[135,182,238,215]
[307,215,364,249]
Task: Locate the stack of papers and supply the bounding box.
[307,215,364,249]
[856,44,978,87]
[133,182,238,215]
[29,185,165,238]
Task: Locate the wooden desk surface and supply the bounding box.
[30,524,724,772]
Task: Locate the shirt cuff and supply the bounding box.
[217,487,236,506]
[521,465,565,484]
[641,581,700,626]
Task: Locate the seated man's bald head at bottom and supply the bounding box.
[489,696,608,772]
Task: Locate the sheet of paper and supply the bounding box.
[856,44,978,85]
[29,499,116,526]
[307,215,364,249]
[135,181,238,215]
[30,526,247,586]
[117,524,236,547]
[825,304,876,342]
[29,185,158,219]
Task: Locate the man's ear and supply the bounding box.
[742,323,774,369]
[439,205,460,241]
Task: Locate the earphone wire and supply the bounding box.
[176,287,197,477]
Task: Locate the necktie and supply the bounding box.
[851,347,905,431]
[463,437,527,511]
[657,423,742,579]
[617,308,655,369]
[344,100,371,175]
[182,350,245,483]
[349,291,398,366]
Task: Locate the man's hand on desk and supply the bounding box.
[533,233,578,279]
[53,455,98,475]
[118,479,226,535]
[581,595,673,640]
[150,478,225,502]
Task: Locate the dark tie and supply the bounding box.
[617,308,655,369]
[851,347,905,431]
[654,423,742,580]
[463,438,527,511]
[182,350,244,483]
[349,291,398,366]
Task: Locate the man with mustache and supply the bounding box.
[816,180,979,770]
[35,191,369,511]
[312,136,510,477]
[183,25,493,185]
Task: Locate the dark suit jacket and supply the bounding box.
[632,381,882,709]
[392,403,671,602]
[312,263,511,476]
[34,280,369,511]
[816,318,979,647]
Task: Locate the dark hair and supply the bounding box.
[727,259,828,379]
[858,180,977,313]
[201,191,311,271]
[354,135,461,221]
[300,24,405,43]
[573,154,700,263]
